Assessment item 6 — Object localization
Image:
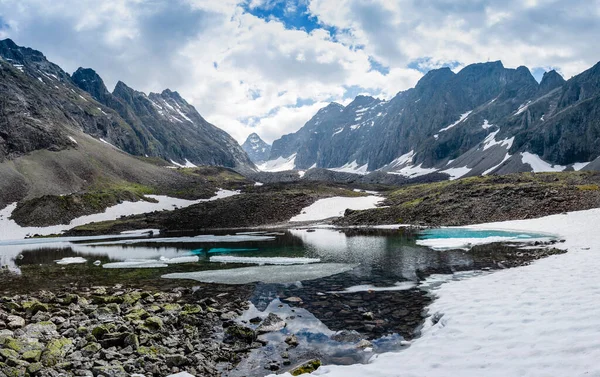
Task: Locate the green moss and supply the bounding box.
[81,342,101,356]
[21,301,49,315]
[144,316,163,330]
[161,303,181,312]
[181,304,203,315]
[124,308,149,322]
[27,362,43,374]
[577,184,599,191]
[91,325,111,339]
[22,350,42,362]
[291,359,322,376]
[41,337,73,367]
[122,292,143,305]
[0,348,19,359]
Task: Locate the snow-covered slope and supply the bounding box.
[276,208,600,377]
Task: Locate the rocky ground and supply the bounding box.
[65,184,368,236]
[336,172,600,226]
[0,284,265,377]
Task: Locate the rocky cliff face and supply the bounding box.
[0,39,254,174]
[72,68,255,173]
[242,133,271,163]
[265,60,600,179]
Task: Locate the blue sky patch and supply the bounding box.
[368,56,390,74]
[408,57,463,73]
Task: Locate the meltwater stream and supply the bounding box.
[0,227,554,376]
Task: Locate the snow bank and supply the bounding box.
[275,209,600,377]
[290,196,383,222]
[521,152,565,172]
[0,189,239,241]
[209,256,321,265]
[439,166,471,180]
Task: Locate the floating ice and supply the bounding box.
[328,281,417,293]
[55,257,87,265]
[209,256,321,265]
[162,263,358,284]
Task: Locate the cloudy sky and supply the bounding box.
[0,0,599,143]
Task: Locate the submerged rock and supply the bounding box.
[257,313,286,334]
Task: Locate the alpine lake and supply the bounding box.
[0,227,560,376]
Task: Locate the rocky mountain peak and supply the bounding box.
[0,38,69,81]
[415,67,455,89]
[538,69,566,95]
[242,132,271,164]
[72,68,111,100]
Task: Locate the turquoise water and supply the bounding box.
[419,228,551,240]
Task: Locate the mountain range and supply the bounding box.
[260,60,600,179]
[0,38,255,208]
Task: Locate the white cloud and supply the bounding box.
[0,0,598,145]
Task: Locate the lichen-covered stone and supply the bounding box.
[291,359,322,376]
[41,337,73,367]
[144,316,163,330]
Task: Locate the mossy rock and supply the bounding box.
[6,357,29,368]
[291,359,322,376]
[91,324,115,339]
[122,292,143,305]
[161,303,181,312]
[41,337,73,367]
[137,345,168,356]
[27,362,43,374]
[181,304,203,315]
[81,342,102,356]
[21,349,42,362]
[0,348,19,359]
[3,337,44,354]
[124,308,149,322]
[22,301,49,315]
[124,333,139,349]
[144,316,163,330]
[225,324,256,344]
[62,294,80,305]
[0,362,26,377]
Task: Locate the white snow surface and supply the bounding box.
[0,189,239,241]
[258,154,297,172]
[439,166,471,180]
[327,160,369,175]
[521,152,566,172]
[275,209,600,377]
[290,195,383,222]
[170,159,197,168]
[388,164,437,178]
[209,256,321,265]
[482,130,514,151]
[416,235,552,251]
[438,111,472,133]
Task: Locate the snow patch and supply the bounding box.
[0,190,239,241]
[68,136,77,144]
[521,152,565,172]
[482,130,514,151]
[438,111,472,133]
[327,160,369,175]
[258,154,297,172]
[328,281,416,293]
[55,257,87,265]
[481,119,493,129]
[440,166,471,180]
[290,196,383,222]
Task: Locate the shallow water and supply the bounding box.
[0,227,551,376]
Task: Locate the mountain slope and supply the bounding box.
[242,133,271,164]
[72,67,255,173]
[0,38,254,215]
[264,60,600,179]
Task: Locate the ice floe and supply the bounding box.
[162,263,358,284]
[55,257,87,265]
[209,256,321,265]
[328,281,416,293]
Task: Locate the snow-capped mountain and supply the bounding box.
[241,133,271,164]
[263,60,600,179]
